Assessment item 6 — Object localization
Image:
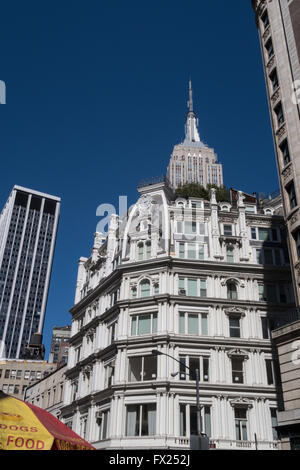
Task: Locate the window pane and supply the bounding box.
[198,245,204,260]
[187,279,198,296]
[185,221,197,234]
[126,405,139,436]
[251,228,257,240]
[201,314,208,336]
[224,225,232,235]
[187,244,196,259]
[227,247,234,263]
[204,407,211,437]
[142,404,156,436]
[200,280,207,297]
[179,313,185,334]
[179,243,185,259]
[143,356,157,381]
[180,405,186,436]
[141,280,150,297]
[188,314,199,335]
[189,357,199,381]
[131,316,137,336]
[152,314,157,334]
[261,317,269,339]
[258,228,269,241]
[229,317,240,338]
[129,357,142,382]
[138,315,151,335]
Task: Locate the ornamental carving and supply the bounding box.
[289,212,299,227]
[230,397,253,409]
[227,349,249,359]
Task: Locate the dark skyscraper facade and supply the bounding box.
[0,186,60,359]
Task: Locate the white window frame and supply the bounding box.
[130,312,158,336]
[179,311,209,336]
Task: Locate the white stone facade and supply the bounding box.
[60,181,295,450]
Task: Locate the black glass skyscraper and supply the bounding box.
[0,186,60,359]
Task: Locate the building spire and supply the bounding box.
[184,78,203,146]
[188,77,194,113]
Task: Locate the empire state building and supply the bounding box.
[167,81,224,190]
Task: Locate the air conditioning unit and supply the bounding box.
[95,411,102,420]
[179,289,186,296]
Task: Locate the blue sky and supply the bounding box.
[0,0,278,356]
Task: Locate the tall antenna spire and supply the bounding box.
[184,78,203,145]
[189,78,194,113]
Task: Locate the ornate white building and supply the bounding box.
[60,174,296,450]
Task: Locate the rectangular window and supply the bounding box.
[224,225,233,236]
[180,404,211,437]
[280,140,290,166]
[229,316,241,338]
[270,69,279,92]
[201,314,208,336]
[275,102,285,127]
[293,230,300,260]
[178,243,205,260]
[98,409,109,441]
[226,246,234,263]
[286,182,297,210]
[256,249,263,265]
[185,221,197,235]
[126,404,156,436]
[131,313,157,336]
[200,280,207,298]
[266,360,274,385]
[128,356,157,382]
[179,356,210,383]
[261,10,270,29]
[265,39,274,59]
[187,279,198,297]
[258,228,269,241]
[270,409,278,440]
[188,314,199,335]
[235,409,248,441]
[261,317,269,339]
[251,228,257,240]
[232,357,244,384]
[179,312,208,336]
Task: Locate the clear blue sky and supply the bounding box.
[0,0,278,357]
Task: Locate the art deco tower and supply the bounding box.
[0,185,60,359]
[252,0,300,306]
[167,80,224,190]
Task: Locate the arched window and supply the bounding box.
[227,282,238,300]
[140,279,151,298]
